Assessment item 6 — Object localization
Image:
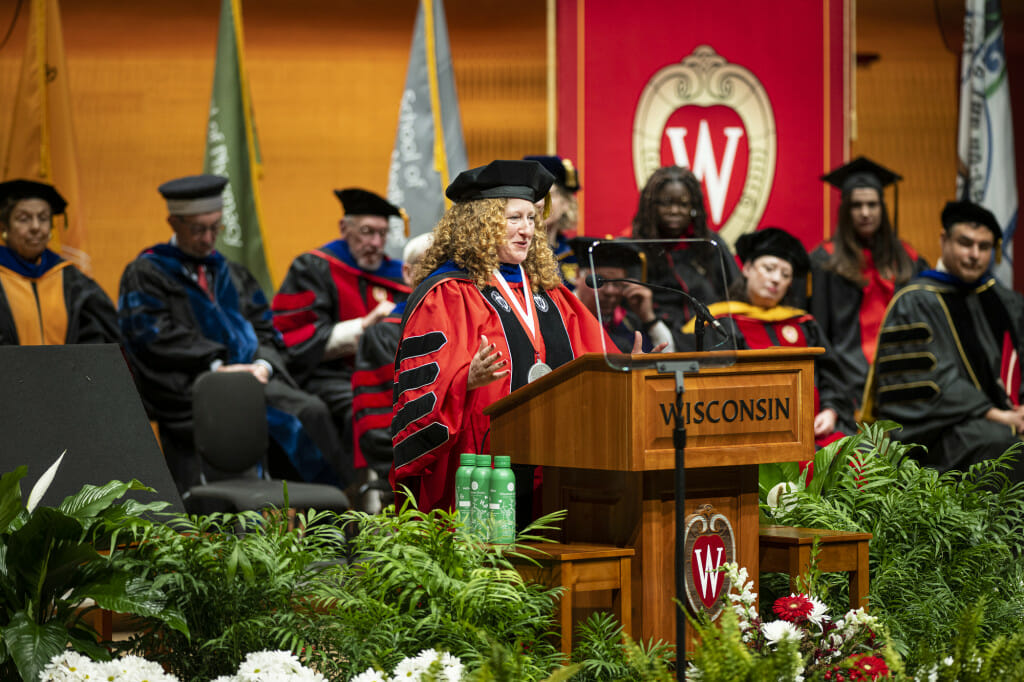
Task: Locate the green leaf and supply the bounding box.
[57,479,154,519]
[0,467,26,533]
[3,611,68,682]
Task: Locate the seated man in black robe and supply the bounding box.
[118,174,346,499]
[863,200,1024,479]
[271,189,411,489]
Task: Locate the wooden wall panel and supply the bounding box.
[852,0,959,268]
[0,0,546,297]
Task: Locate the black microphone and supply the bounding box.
[584,273,726,334]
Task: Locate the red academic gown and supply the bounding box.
[683,301,855,450]
[272,240,410,476]
[390,264,611,513]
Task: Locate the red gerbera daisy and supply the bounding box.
[772,594,814,622]
[852,654,889,680]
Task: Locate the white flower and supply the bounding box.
[806,595,830,628]
[232,650,326,681]
[40,651,93,681]
[349,670,389,682]
[761,619,804,646]
[436,652,464,682]
[40,652,183,682]
[766,482,799,515]
[392,653,429,680]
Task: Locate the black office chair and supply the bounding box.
[185,371,350,513]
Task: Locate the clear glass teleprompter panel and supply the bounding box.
[578,237,737,373]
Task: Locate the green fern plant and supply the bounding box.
[760,422,1024,667]
[294,497,568,680]
[113,506,346,681]
[570,611,674,681]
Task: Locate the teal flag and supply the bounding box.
[386,0,468,255]
[204,0,273,294]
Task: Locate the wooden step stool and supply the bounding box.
[759,525,873,610]
[510,542,634,655]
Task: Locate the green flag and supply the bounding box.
[203,0,273,294]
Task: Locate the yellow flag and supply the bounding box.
[3,0,89,273]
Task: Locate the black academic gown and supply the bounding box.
[351,305,404,477]
[0,247,118,346]
[640,239,740,344]
[808,241,928,414]
[863,270,1024,478]
[118,243,347,492]
[272,240,410,474]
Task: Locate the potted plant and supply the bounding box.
[0,455,186,681]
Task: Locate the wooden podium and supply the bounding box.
[484,348,819,645]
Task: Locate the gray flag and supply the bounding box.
[386,0,468,257]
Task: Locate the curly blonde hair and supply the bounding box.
[412,198,561,291]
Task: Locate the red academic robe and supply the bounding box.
[390,267,611,512]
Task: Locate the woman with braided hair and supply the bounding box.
[630,166,740,339]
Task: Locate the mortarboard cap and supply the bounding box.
[523,155,580,192]
[941,200,1001,240]
[334,188,401,218]
[822,156,903,230]
[0,179,67,215]
[445,159,555,204]
[735,226,811,278]
[158,174,228,215]
[821,156,902,194]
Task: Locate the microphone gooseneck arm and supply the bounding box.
[584,274,726,337]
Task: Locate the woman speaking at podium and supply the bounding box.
[389,159,626,514]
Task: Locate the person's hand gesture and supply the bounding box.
[362,299,396,328]
[630,331,668,354]
[468,335,509,390]
[813,408,838,438]
[622,282,656,323]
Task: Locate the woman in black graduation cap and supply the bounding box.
[389,159,617,514]
[683,227,855,450]
[808,157,929,417]
[0,179,118,345]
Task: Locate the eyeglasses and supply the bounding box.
[356,226,391,239]
[186,221,224,237]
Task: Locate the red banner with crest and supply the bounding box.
[556,0,850,251]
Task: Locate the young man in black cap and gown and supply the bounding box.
[390,159,617,514]
[118,174,347,498]
[862,200,1024,480]
[271,189,411,487]
[571,236,675,353]
[808,157,929,417]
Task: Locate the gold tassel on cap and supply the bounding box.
[561,158,578,191]
[542,193,551,220]
[996,238,1003,265]
[399,208,410,238]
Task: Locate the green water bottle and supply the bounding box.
[489,455,516,544]
[470,454,493,539]
[454,453,476,525]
